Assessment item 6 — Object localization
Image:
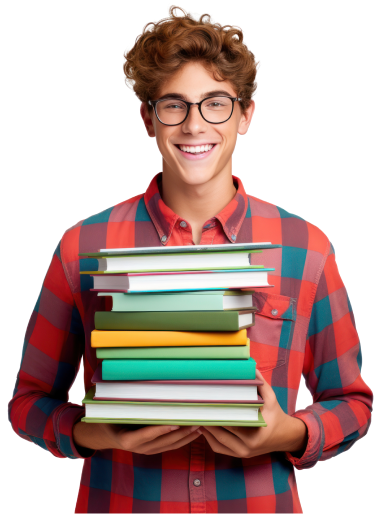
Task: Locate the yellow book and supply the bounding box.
[91,329,247,348]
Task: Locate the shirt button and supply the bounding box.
[271,309,278,316]
[161,235,167,243]
[231,234,237,241]
[193,479,201,487]
[180,221,187,228]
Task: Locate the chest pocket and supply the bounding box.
[247,292,296,371]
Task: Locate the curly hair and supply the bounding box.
[124,6,257,112]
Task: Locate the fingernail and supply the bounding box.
[170,425,180,431]
[197,428,202,434]
[190,425,200,433]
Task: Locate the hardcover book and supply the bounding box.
[95,338,251,359]
[81,387,266,426]
[91,328,248,347]
[94,310,256,332]
[101,357,257,381]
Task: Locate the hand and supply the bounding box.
[198,370,308,458]
[73,421,201,455]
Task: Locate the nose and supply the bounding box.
[181,104,207,136]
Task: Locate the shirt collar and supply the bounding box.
[144,172,249,245]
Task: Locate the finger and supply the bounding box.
[140,429,202,455]
[200,428,238,457]
[119,424,181,449]
[201,426,248,456]
[120,424,199,451]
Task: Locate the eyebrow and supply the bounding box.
[156,90,235,101]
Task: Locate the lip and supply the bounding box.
[175,144,217,161]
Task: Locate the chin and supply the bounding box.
[177,166,220,187]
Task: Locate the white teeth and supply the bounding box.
[178,144,214,154]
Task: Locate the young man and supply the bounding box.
[9,7,372,514]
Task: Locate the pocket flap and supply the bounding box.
[252,292,296,321]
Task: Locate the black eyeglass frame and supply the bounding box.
[148,96,242,126]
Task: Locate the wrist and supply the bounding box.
[280,414,308,454]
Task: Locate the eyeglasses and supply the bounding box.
[148,96,242,126]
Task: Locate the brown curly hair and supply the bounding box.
[123,6,257,112]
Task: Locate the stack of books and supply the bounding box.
[79,243,278,427]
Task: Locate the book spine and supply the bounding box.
[102,358,256,380]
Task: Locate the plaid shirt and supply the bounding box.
[9,173,373,513]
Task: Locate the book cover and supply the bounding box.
[94,310,256,332]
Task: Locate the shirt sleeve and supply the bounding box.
[8,242,94,459]
[285,244,373,469]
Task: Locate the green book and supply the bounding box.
[81,387,266,427]
[80,242,281,256]
[95,310,255,332]
[102,357,256,380]
[96,339,250,359]
[98,290,254,312]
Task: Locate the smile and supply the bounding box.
[175,143,217,160]
[178,144,214,154]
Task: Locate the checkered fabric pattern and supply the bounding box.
[9,173,372,513]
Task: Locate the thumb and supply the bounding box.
[255,369,276,403]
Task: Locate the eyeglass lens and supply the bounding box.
[156,97,233,125]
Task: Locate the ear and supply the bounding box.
[140,102,156,137]
[237,100,255,136]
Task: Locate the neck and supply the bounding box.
[161,163,236,244]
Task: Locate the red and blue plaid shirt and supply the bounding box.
[9,173,373,513]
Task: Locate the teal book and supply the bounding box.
[95,309,255,332]
[98,290,254,312]
[102,357,256,380]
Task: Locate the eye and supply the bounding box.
[160,100,186,110]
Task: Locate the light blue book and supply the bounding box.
[98,290,254,312]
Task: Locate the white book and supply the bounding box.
[92,269,273,292]
[97,251,252,272]
[84,402,259,422]
[94,382,259,403]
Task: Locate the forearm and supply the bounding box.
[73,420,120,451]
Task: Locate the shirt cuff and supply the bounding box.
[285,409,325,470]
[54,404,96,459]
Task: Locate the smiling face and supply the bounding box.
[141,61,255,188]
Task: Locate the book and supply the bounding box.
[92,364,263,403]
[81,387,266,426]
[94,310,255,332]
[101,357,256,380]
[90,268,274,293]
[97,290,254,312]
[85,251,263,273]
[80,242,281,257]
[95,338,251,359]
[91,328,248,347]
